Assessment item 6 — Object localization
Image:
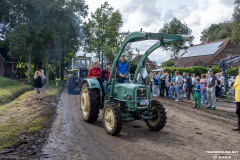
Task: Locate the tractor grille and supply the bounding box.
[136,89,147,99]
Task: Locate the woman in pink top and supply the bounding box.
[200,74,207,105]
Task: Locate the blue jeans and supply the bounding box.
[201,88,206,104]
[153,85,158,96]
[175,86,181,100]
[103,80,108,95]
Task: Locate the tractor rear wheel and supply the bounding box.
[146,100,167,131]
[80,83,100,123]
[103,104,122,135]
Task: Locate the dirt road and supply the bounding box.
[41,88,240,160]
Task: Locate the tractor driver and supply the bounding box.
[117,54,130,83]
[87,60,102,81]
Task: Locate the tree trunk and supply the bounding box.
[27,47,32,83]
[60,52,64,80]
[46,62,49,85]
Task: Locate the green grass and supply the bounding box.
[0,77,32,105]
[0,83,63,149]
[0,76,17,87]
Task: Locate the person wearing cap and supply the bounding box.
[87,60,102,80]
[232,68,240,131]
[117,54,130,83]
[206,69,218,110]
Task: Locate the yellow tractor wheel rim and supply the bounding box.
[81,89,90,117]
[148,107,160,126]
[104,108,115,130]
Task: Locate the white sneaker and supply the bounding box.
[174,99,179,102]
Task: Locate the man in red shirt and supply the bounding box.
[87,60,102,80]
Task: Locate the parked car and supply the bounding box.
[228,76,236,88]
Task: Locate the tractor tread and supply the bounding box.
[103,104,122,136]
[146,100,167,131]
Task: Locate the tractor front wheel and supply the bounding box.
[103,104,122,135]
[146,100,167,131]
[80,82,100,123]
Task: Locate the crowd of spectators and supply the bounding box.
[149,69,226,109]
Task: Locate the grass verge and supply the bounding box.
[0,81,64,150]
[0,76,32,105]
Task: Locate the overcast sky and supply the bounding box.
[83,0,235,64]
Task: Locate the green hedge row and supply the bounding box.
[162,66,238,77]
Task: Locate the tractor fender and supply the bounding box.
[80,78,103,105]
[80,78,102,91]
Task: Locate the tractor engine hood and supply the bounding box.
[113,83,150,101]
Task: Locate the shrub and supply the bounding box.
[228,67,238,76]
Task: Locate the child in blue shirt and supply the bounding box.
[194,77,201,108]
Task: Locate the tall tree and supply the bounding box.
[3,0,88,83]
[200,22,232,43]
[84,2,123,66]
[159,17,192,59]
[232,0,240,45]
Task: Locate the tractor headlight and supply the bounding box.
[123,94,131,100]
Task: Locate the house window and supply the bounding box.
[146,63,149,66]
[227,54,232,58]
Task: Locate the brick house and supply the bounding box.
[132,55,157,70]
[0,52,17,78]
[177,38,240,67]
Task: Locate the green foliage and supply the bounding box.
[163,66,209,77]
[200,22,232,43]
[232,0,240,45]
[160,60,175,68]
[49,66,56,81]
[211,66,221,74]
[84,2,123,62]
[159,17,192,59]
[0,77,32,105]
[0,76,16,87]
[228,67,238,76]
[2,0,87,84]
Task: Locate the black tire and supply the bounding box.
[80,82,101,123]
[68,77,76,94]
[103,104,122,135]
[146,100,167,131]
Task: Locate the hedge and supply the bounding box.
[162,66,238,77]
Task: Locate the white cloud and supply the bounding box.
[84,0,235,64]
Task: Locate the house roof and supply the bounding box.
[177,38,230,67]
[180,40,225,58]
[132,55,156,69]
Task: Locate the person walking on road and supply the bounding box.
[232,68,240,132]
[206,69,218,110]
[34,71,43,100]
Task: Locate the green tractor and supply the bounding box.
[79,32,192,135]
